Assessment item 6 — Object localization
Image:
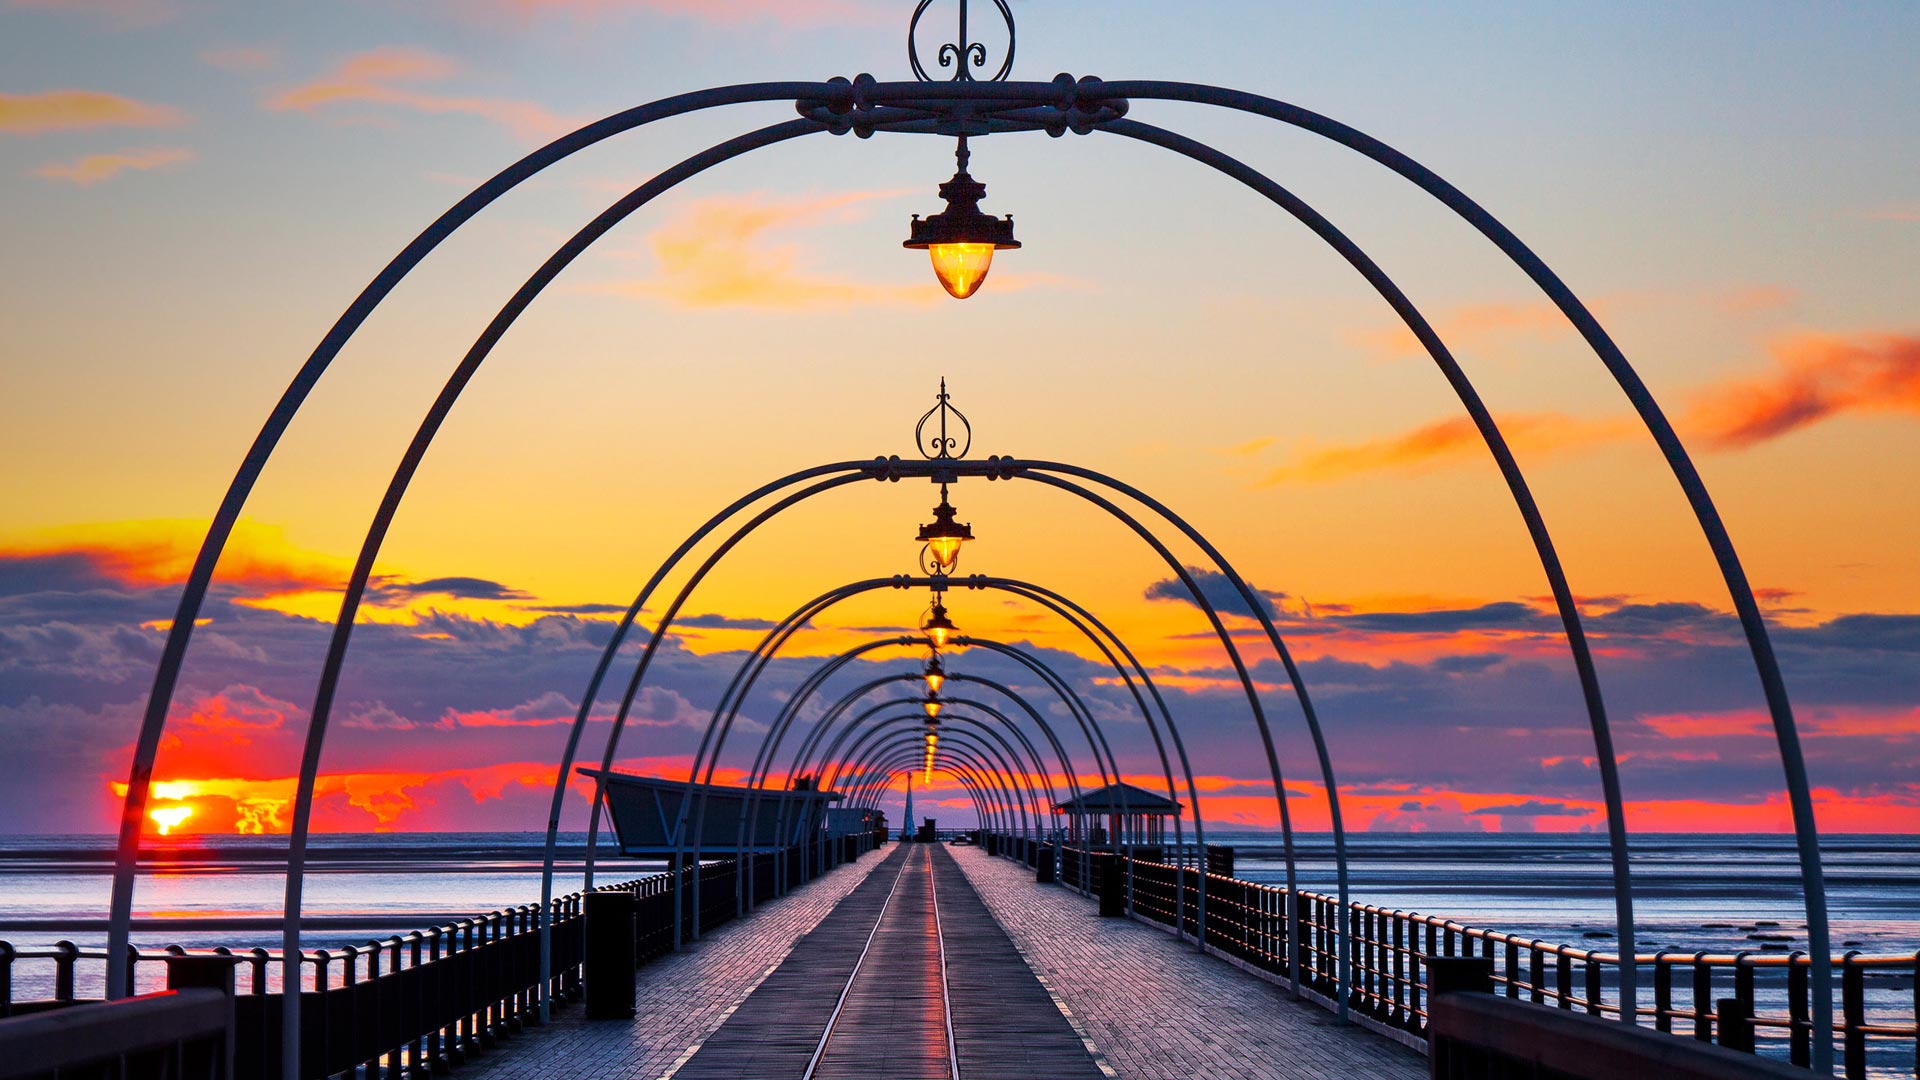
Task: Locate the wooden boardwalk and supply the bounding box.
[675,843,1102,1080]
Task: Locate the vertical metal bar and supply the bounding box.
[1693,953,1714,1042]
[53,940,76,1002]
[1842,952,1865,1080]
[1655,951,1673,1032]
[1789,951,1810,1066]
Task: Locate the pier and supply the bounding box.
[355,842,1424,1080]
[3,1,1915,1078]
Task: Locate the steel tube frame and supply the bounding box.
[748,684,1072,898]
[850,739,1030,836]
[843,712,1064,838]
[841,719,1042,843]
[733,647,1085,907]
[659,576,1209,946]
[772,672,1109,905]
[112,71,1826,1070]
[835,728,1024,837]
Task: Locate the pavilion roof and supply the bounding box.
[1052,782,1182,815]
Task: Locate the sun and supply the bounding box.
[149,804,192,835]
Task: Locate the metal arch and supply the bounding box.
[845,715,1061,838]
[867,749,999,833]
[759,674,1084,901]
[729,626,1175,893]
[753,669,1097,903]
[271,119,824,1068]
[533,466,872,1019]
[108,79,842,1002]
[670,574,1209,939]
[737,675,1072,907]
[1072,113,1639,1023]
[114,68,1818,1060]
[849,737,1025,838]
[1093,79,1828,1058]
[734,650,1081,905]
[788,691,1077,865]
[992,477,1319,995]
[653,578,1139,941]
[832,724,1027,837]
[782,666,1115,899]
[603,569,1252,959]
[853,733,1015,834]
[818,704,1060,838]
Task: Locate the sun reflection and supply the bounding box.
[149,804,192,835]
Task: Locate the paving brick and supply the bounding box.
[454,852,890,1080]
[949,845,1426,1080]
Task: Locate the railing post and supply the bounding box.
[1427,955,1495,997]
[1787,950,1810,1066]
[583,891,637,1021]
[167,954,239,1080]
[51,940,77,1002]
[1717,996,1755,1054]
[1842,951,1865,1080]
[1692,951,1713,1042]
[1654,950,1673,1032]
[0,940,13,1019]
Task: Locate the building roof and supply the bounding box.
[1053,782,1182,815]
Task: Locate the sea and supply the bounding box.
[1,831,1913,1073]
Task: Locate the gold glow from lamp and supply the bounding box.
[903,136,1020,300]
[921,600,957,650]
[916,487,973,572]
[923,654,946,696]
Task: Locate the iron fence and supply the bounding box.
[1025,838,1917,1079]
[0,835,877,1079]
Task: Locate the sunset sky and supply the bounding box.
[2,1,1915,839]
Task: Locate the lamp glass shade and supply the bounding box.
[925,534,965,569]
[925,670,945,695]
[927,243,995,300]
[924,699,943,719]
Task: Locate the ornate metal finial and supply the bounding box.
[914,377,972,460]
[909,0,1015,83]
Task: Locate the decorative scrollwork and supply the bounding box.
[909,0,1014,83]
[914,377,972,460]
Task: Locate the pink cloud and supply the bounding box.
[1,90,186,135]
[35,145,191,185]
[268,47,568,141]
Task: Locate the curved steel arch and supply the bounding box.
[714,615,1196,901]
[831,723,1028,837]
[732,651,1086,907]
[738,675,1075,904]
[111,71,1823,1063]
[849,735,1025,834]
[853,732,1019,835]
[652,577,1213,945]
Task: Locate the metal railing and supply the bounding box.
[1015,838,1918,1079]
[1,834,878,1079]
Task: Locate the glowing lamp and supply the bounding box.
[924,655,946,695]
[921,600,958,650]
[923,695,943,719]
[904,137,1019,300]
[916,491,973,572]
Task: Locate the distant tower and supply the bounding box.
[903,772,915,842]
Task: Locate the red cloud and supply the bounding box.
[1260,412,1633,484]
[1687,331,1920,448]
